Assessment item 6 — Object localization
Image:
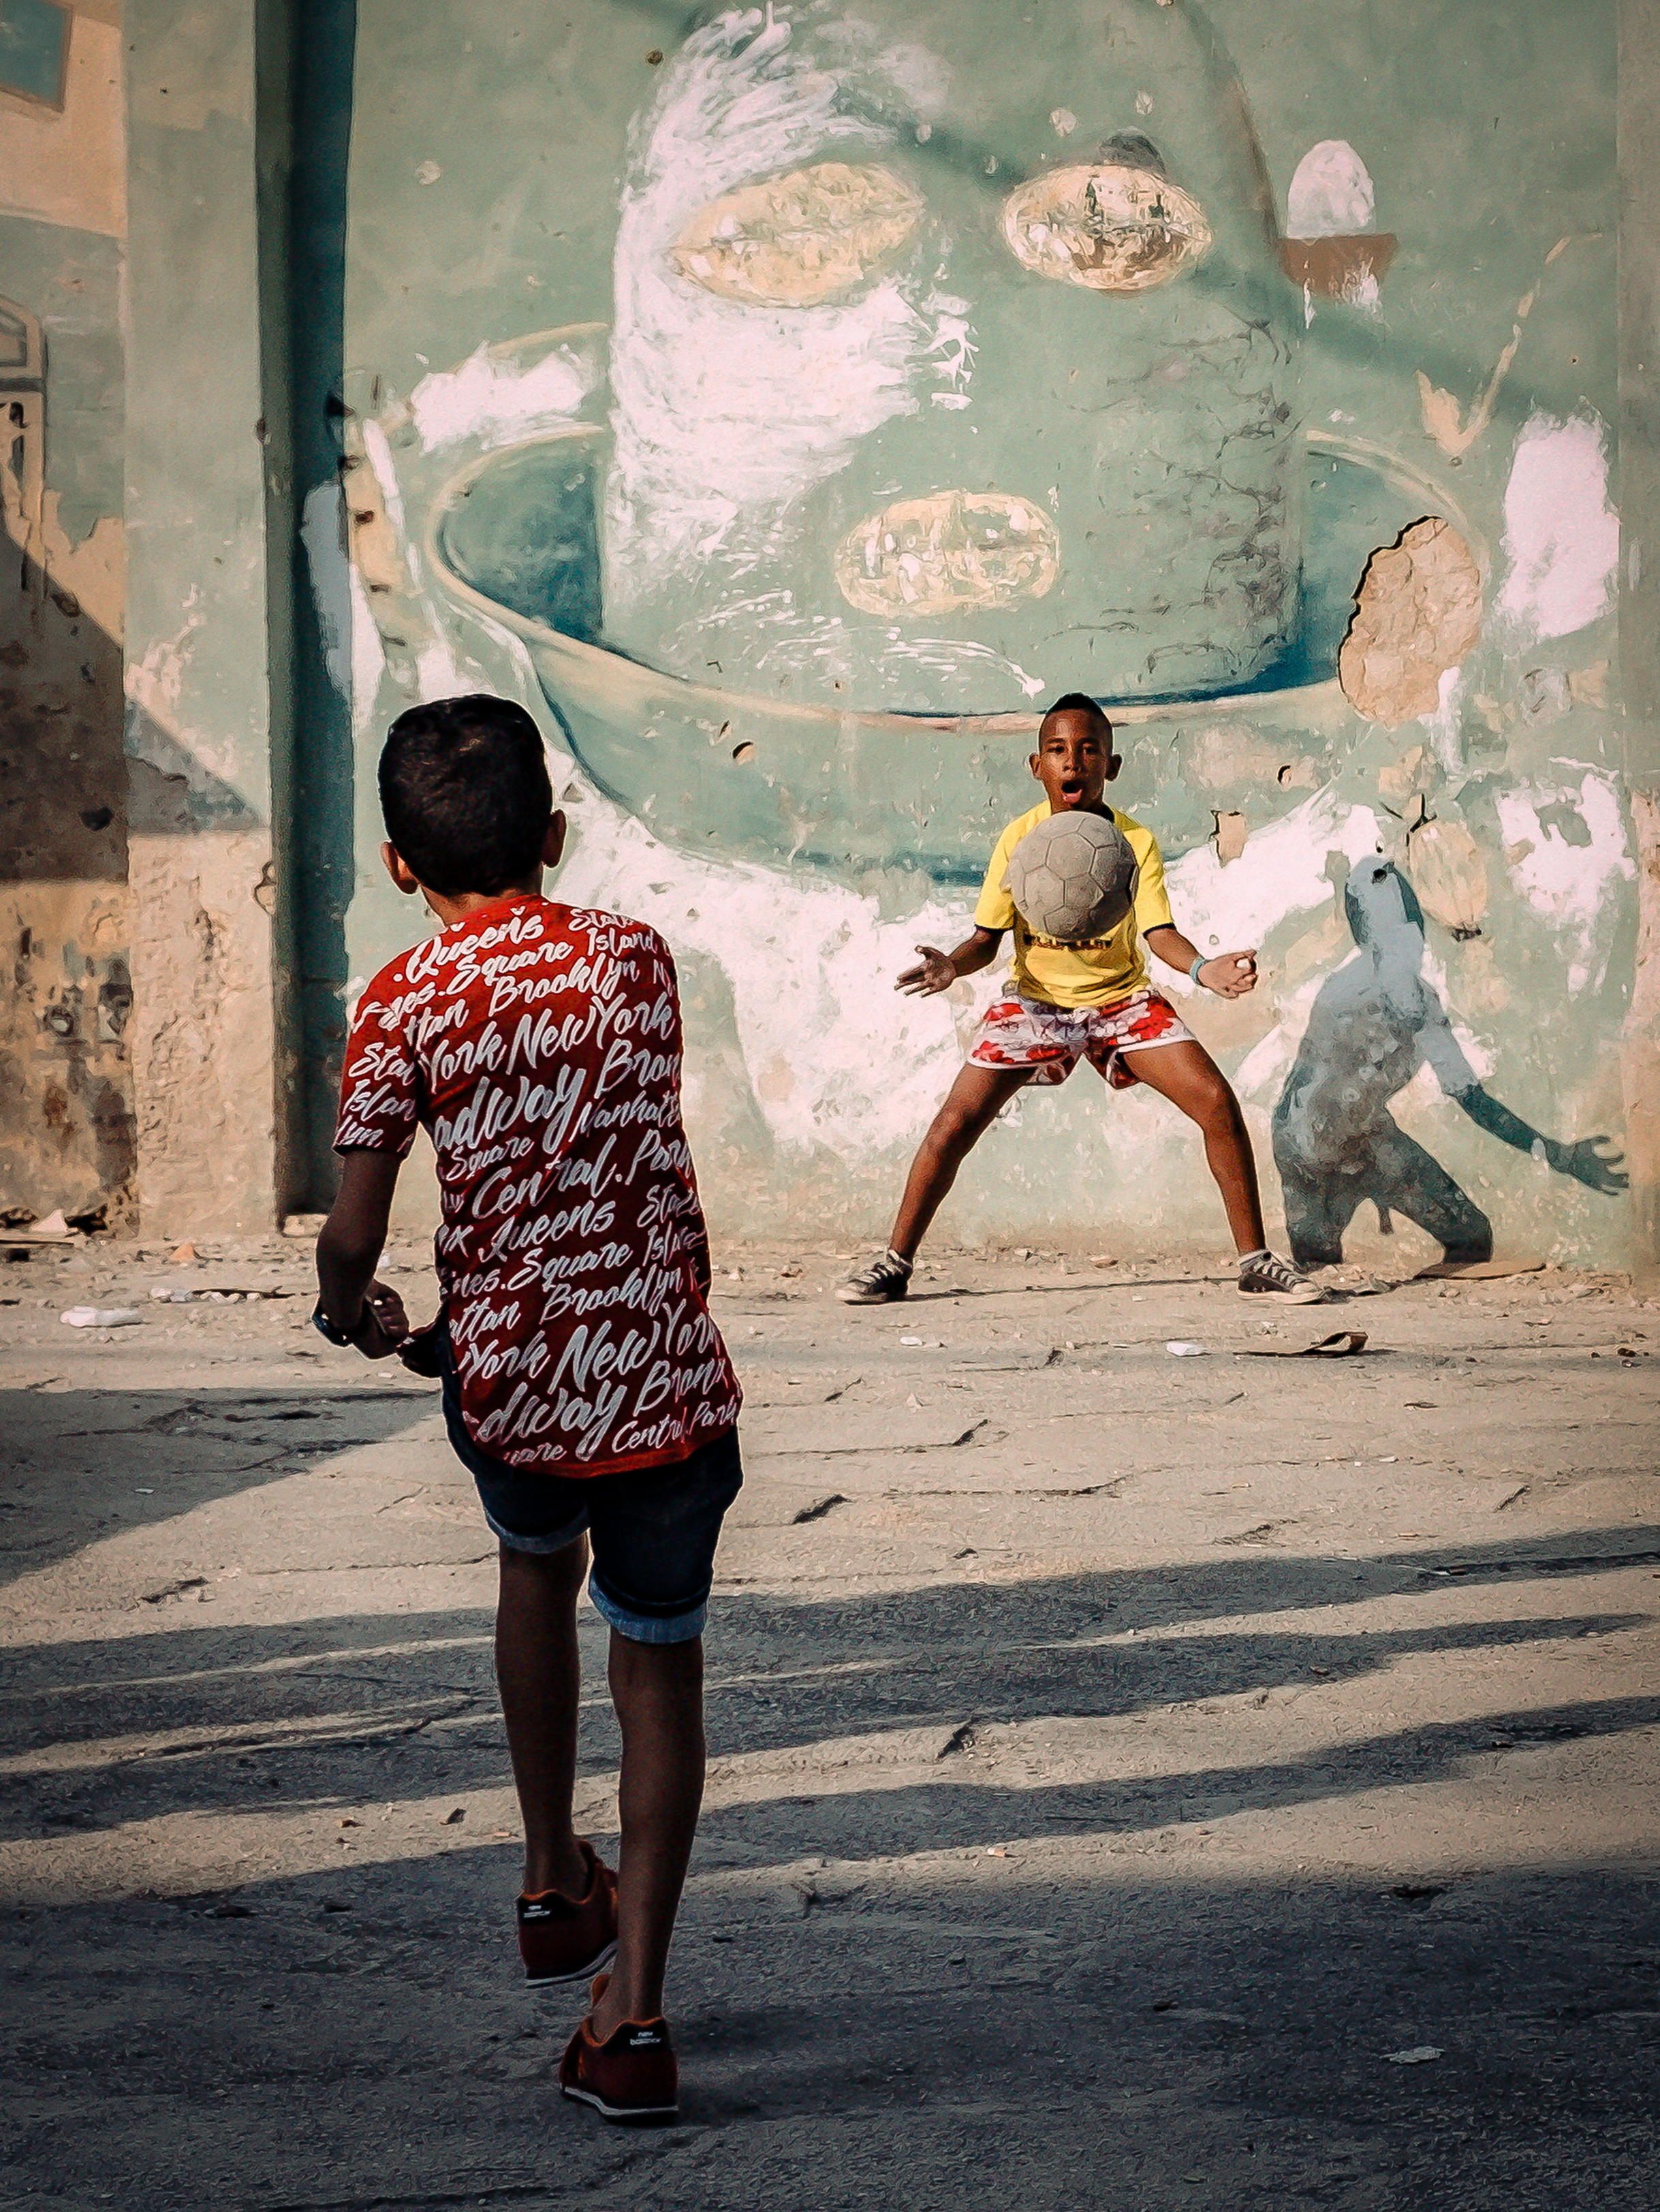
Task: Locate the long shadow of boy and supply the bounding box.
[1272,859,1625,1268]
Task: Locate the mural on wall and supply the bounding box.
[1272,859,1625,1269]
[324,0,1631,1259]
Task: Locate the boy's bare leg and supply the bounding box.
[888,1063,1033,1260]
[589,1634,706,2035]
[1117,1039,1266,1253]
[495,1538,592,1898]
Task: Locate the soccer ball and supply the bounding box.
[1003,810,1139,943]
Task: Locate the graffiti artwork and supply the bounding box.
[320,0,1631,1256]
[407,0,1455,881]
[1272,860,1626,1268]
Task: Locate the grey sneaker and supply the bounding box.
[836,1250,913,1305]
[1237,1250,1328,1304]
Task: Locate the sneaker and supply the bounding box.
[835,1250,913,1305]
[1236,1250,1328,1304]
[518,1839,618,1987]
[560,1973,678,2123]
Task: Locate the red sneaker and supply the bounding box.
[560,1973,678,2123]
[516,1841,618,1988]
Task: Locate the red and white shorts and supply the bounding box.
[967,989,1193,1090]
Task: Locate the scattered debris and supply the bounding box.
[1242,1330,1369,1359]
[1415,1257,1544,1280]
[61,1307,141,1329]
[1165,1340,1207,1357]
[171,1242,199,1264]
[2,1210,82,1248]
[793,1494,848,1524]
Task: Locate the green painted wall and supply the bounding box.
[307,0,1642,1271]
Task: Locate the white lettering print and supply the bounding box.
[337,900,736,1474]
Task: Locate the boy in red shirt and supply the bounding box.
[313,695,742,2124]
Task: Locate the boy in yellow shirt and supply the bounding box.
[840,695,1322,1304]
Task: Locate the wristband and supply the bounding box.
[1189,955,1206,988]
[312,1297,368,1347]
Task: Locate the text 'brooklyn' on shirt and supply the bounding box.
[335,894,741,1475]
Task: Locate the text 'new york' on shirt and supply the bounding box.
[334,893,741,1476]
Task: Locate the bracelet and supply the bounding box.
[1189,955,1206,988]
[312,1297,368,1348]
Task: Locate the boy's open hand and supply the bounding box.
[897,945,956,997]
[1198,949,1258,998]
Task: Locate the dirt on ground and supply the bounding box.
[1,1231,1657,2211]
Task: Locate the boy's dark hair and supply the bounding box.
[1039,691,1113,738]
[379,695,553,896]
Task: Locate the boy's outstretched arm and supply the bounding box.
[314,1150,412,1357]
[896,926,1003,996]
[1143,923,1258,999]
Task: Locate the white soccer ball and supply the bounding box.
[1003,810,1139,943]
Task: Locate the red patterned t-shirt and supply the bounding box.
[334,893,740,1476]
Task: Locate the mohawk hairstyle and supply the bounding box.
[378,695,553,898]
[1038,691,1113,735]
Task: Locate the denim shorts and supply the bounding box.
[440,1343,742,1644]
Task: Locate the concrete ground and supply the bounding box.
[1,1231,1657,2211]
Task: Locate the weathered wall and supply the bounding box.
[1619,0,1660,1274]
[313,0,1642,1271]
[121,0,281,1234]
[0,1,136,1224]
[8,1,1650,1267]
[2,1,288,1238]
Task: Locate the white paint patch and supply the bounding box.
[1287,140,1375,236]
[300,481,386,720]
[1163,789,1384,983]
[1419,665,1466,776]
[409,338,598,454]
[605,8,930,617]
[552,783,973,1162]
[1494,771,1634,994]
[1496,413,1619,640]
[879,635,1048,698]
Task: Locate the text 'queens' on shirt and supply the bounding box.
[335,894,741,1476]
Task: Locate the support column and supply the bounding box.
[1620,0,1660,1273]
[123,2,281,1233]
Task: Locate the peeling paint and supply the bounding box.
[1497,413,1620,641]
[1494,773,1633,994]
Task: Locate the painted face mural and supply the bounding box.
[600,1,1300,715]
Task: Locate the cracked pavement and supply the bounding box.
[1,1233,1657,2209]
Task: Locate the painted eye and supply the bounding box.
[1001,160,1210,292]
[670,161,926,307]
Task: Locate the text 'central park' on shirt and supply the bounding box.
[334,894,741,1477]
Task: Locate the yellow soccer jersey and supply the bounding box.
[973,801,1174,1009]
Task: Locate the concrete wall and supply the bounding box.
[0,1,135,1224]
[322,0,1650,1271]
[5,1,1657,1269]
